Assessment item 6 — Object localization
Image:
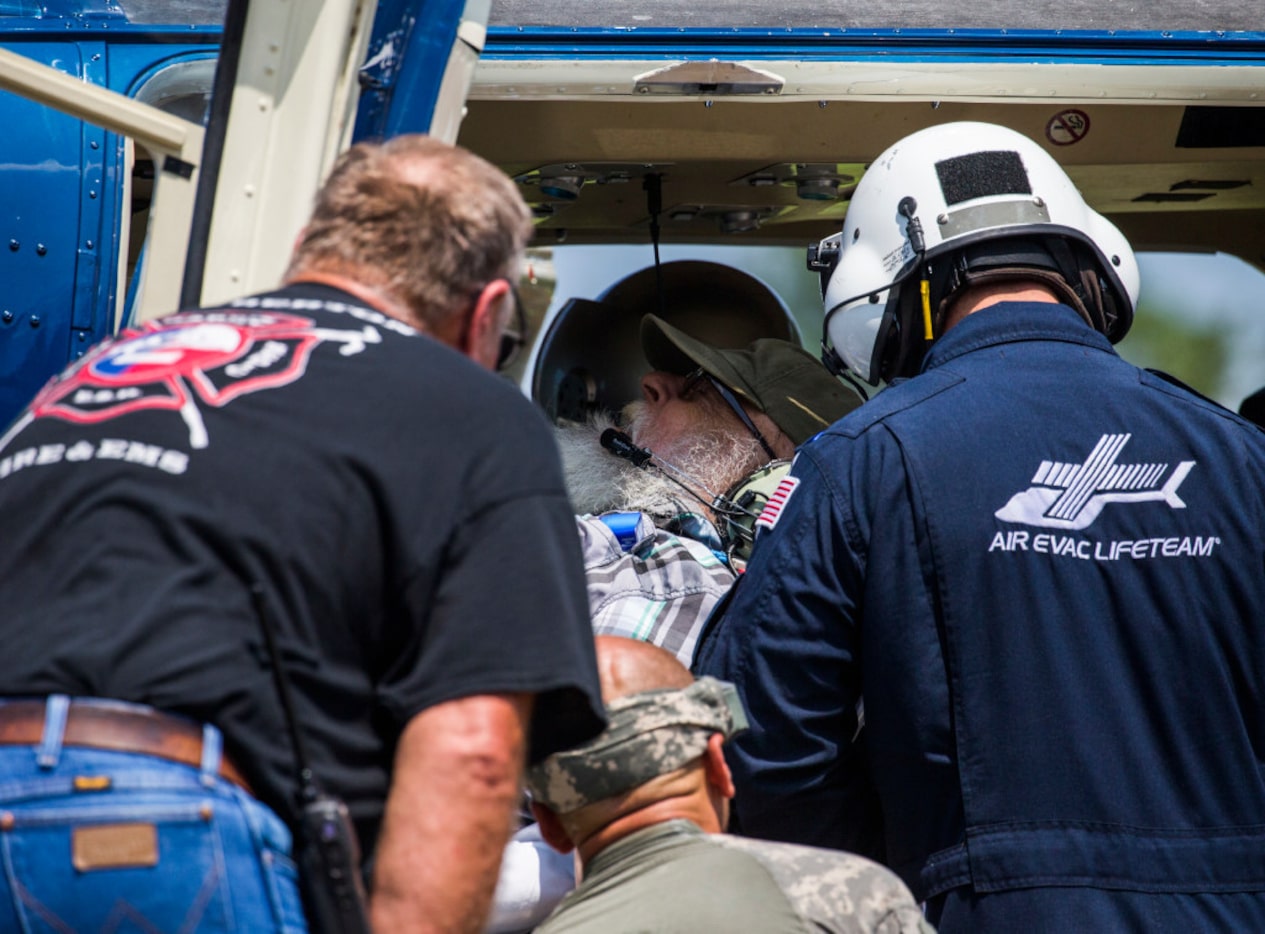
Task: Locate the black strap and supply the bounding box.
[251,583,321,805]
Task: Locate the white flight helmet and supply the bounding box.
[811,122,1140,386]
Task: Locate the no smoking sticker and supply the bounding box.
[1046,110,1090,146]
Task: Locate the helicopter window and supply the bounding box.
[121,58,217,327]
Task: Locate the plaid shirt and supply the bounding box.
[576,512,736,667]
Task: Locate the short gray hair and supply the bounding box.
[287,135,532,331]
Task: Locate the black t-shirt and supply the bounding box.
[0,283,604,854]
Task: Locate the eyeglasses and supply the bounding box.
[496,283,527,372]
[682,367,778,461]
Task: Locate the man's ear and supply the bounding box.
[703,733,735,800]
[529,800,576,855]
[463,278,512,369]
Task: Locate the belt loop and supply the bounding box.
[200,722,223,787]
[37,694,71,769]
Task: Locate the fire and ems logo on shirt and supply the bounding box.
[20,311,380,450]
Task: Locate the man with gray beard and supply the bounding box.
[556,314,860,667]
[484,315,860,934]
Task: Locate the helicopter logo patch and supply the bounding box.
[995,433,1194,531]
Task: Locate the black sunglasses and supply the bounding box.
[682,367,778,461]
[496,283,527,372]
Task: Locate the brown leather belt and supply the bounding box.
[0,700,253,795]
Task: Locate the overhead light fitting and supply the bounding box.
[796,177,841,201]
[538,175,582,201]
[517,162,676,204]
[720,210,761,234]
[730,163,864,203]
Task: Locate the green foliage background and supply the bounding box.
[1116,307,1228,401]
[1123,252,1265,410]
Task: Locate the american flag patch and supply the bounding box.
[755,475,800,531]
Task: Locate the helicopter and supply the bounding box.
[1,0,1262,430]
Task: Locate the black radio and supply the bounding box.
[297,793,371,934]
[253,583,372,934]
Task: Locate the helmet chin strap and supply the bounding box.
[819,342,872,402]
[819,256,928,391]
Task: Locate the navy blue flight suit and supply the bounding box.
[697,302,1265,932]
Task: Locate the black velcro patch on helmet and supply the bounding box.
[935,150,1031,205]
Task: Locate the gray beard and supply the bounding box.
[554,413,764,522]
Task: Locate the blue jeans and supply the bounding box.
[0,696,308,933]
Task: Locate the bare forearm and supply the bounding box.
[370,693,532,933]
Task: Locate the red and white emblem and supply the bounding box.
[755,475,800,531]
[19,310,379,449]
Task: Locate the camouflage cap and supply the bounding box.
[526,677,749,814]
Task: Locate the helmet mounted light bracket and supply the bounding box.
[806,231,843,300]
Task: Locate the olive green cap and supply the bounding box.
[641,314,860,445]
